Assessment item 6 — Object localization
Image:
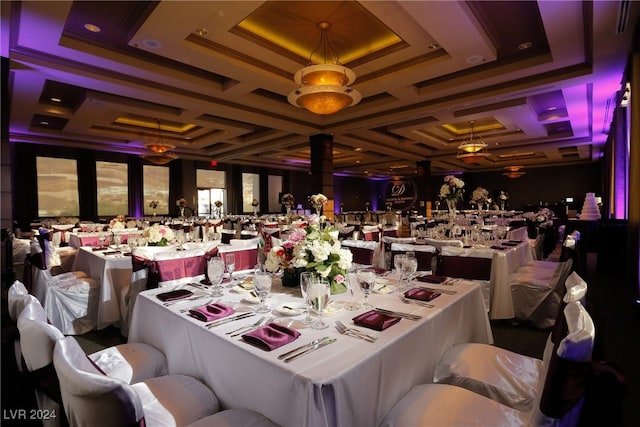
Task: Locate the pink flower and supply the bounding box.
[334,274,345,284]
[288,229,307,243]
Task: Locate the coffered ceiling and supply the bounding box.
[4,1,638,178]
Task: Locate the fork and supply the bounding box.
[163,295,204,307]
[228,316,274,337]
[400,296,435,308]
[335,320,377,343]
[226,316,265,336]
[179,298,215,313]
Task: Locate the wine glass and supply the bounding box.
[299,271,316,324]
[344,268,361,311]
[253,270,272,313]
[98,232,107,249]
[308,280,330,329]
[225,253,236,282]
[175,230,185,250]
[357,268,377,309]
[207,257,225,297]
[402,256,418,289]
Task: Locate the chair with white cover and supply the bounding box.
[186,409,280,427]
[436,248,493,311]
[218,242,258,273]
[220,228,237,244]
[432,272,588,411]
[53,336,218,427]
[28,238,100,335]
[510,251,576,329]
[341,240,378,266]
[7,280,36,373]
[506,226,529,242]
[390,243,437,273]
[380,300,595,427]
[361,225,381,242]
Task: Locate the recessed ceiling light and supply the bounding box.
[83,23,101,33]
[142,39,162,49]
[40,121,49,125]
[518,42,532,50]
[465,55,484,64]
[428,43,439,49]
[548,106,557,111]
[195,28,208,36]
[50,97,62,103]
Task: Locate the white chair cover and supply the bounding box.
[54,337,218,427]
[507,226,529,242]
[341,240,380,267]
[382,301,595,427]
[433,272,587,412]
[186,409,280,427]
[8,280,31,321]
[510,259,574,328]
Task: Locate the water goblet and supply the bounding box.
[207,257,225,297]
[175,230,185,250]
[225,253,236,282]
[299,271,316,324]
[98,232,107,249]
[253,270,272,314]
[308,280,330,329]
[402,256,418,289]
[357,268,377,309]
[344,269,361,311]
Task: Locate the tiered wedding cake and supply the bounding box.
[580,192,601,220]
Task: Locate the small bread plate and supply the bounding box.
[276,303,307,316]
[373,278,395,294]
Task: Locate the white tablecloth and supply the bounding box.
[72,247,132,329]
[129,276,492,427]
[440,240,533,319]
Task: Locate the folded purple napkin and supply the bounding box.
[502,242,519,247]
[490,245,506,250]
[405,287,441,302]
[352,310,400,331]
[189,303,235,322]
[103,251,121,255]
[417,274,447,284]
[242,323,301,351]
[156,289,193,302]
[369,267,387,275]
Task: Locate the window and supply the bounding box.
[36,156,79,217]
[96,161,128,216]
[143,165,170,216]
[242,173,259,213]
[197,169,226,217]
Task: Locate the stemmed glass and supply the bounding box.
[98,232,107,249]
[308,280,330,329]
[207,256,225,297]
[253,269,272,313]
[401,256,418,290]
[344,267,361,311]
[175,230,185,250]
[225,253,236,282]
[299,271,316,324]
[357,268,377,309]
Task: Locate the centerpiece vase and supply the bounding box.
[179,207,185,218]
[282,267,302,288]
[500,200,506,211]
[446,199,457,217]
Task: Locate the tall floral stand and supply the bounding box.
[179,207,185,218]
[446,199,457,218]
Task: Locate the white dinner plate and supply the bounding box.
[321,302,343,317]
[276,302,307,316]
[373,278,395,294]
[241,294,272,304]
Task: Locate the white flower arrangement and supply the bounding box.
[109,215,126,230]
[143,223,175,246]
[264,221,352,294]
[309,193,328,211]
[439,175,465,200]
[471,187,490,203]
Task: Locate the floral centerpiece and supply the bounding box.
[176,197,187,217]
[142,223,175,246]
[214,200,223,218]
[149,200,159,216]
[470,187,490,210]
[281,193,295,215]
[523,207,553,223]
[251,198,259,215]
[309,193,328,215]
[499,191,508,210]
[109,214,126,230]
[439,175,465,214]
[264,216,352,294]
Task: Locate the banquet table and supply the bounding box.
[439,240,533,319]
[68,229,142,249]
[128,274,492,427]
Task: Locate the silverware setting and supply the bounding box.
[180,298,216,313]
[278,337,331,360]
[163,294,206,307]
[227,316,274,337]
[400,296,435,308]
[205,312,255,328]
[282,338,337,363]
[419,287,457,295]
[374,307,422,321]
[335,320,377,343]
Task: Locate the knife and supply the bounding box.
[205,312,255,328]
[374,308,422,321]
[419,286,457,295]
[283,338,337,363]
[277,336,331,360]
